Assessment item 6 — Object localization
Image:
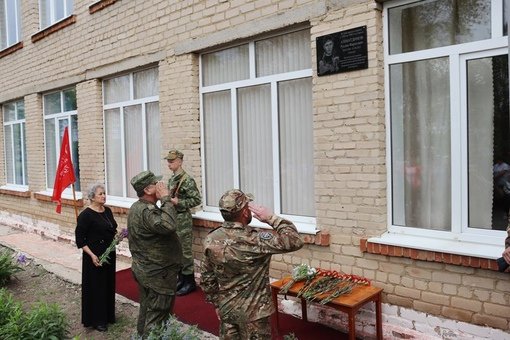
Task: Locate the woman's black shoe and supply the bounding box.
[95,325,107,332]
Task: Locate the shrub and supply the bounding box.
[22,302,69,339]
[0,289,22,328]
[0,251,23,287]
[141,316,201,340]
[0,290,69,340]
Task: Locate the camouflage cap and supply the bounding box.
[219,189,254,213]
[164,149,184,160]
[130,170,162,192]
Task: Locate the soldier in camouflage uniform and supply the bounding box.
[165,149,201,296]
[201,189,303,339]
[127,170,182,337]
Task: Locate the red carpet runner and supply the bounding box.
[116,268,348,339]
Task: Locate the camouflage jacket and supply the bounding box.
[167,170,201,214]
[127,196,182,294]
[201,215,303,323]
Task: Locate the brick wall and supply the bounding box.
[0,0,508,337]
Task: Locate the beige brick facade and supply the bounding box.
[0,0,508,338]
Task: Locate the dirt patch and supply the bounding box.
[2,246,217,339]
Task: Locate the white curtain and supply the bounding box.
[103,74,130,105]
[279,78,314,216]
[467,58,494,228]
[202,45,249,86]
[124,105,143,198]
[146,102,161,176]
[391,58,451,230]
[203,91,233,206]
[105,108,122,196]
[135,68,159,99]
[4,125,12,183]
[255,29,311,77]
[45,119,56,188]
[238,84,274,209]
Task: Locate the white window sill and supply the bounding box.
[369,232,504,260]
[105,197,136,209]
[0,184,29,192]
[36,189,83,200]
[193,210,319,235]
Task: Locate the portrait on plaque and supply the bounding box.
[316,26,368,76]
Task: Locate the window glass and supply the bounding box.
[134,68,159,99]
[103,68,160,199]
[467,54,509,230]
[505,0,509,36]
[2,100,27,186]
[39,0,73,29]
[386,0,509,242]
[103,74,130,104]
[200,29,314,220]
[389,0,491,54]
[256,30,311,77]
[43,88,80,191]
[390,58,451,230]
[203,91,233,206]
[0,0,22,49]
[202,45,249,86]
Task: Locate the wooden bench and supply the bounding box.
[270,277,383,340]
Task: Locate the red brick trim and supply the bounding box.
[31,15,77,43]
[0,188,31,198]
[108,205,129,215]
[0,41,23,59]
[360,238,499,271]
[34,192,84,208]
[89,0,118,14]
[193,218,330,246]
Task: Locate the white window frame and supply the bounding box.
[102,70,160,206]
[2,99,27,189]
[377,0,509,258]
[0,0,22,50]
[197,28,317,234]
[42,88,79,195]
[39,0,73,30]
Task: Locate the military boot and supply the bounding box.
[176,274,196,296]
[176,271,184,291]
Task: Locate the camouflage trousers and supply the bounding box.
[219,317,271,340]
[176,211,194,275]
[136,285,176,337]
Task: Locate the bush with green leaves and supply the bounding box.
[0,288,69,340]
[138,316,201,340]
[0,288,22,328]
[0,250,24,287]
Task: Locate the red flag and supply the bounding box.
[51,127,76,213]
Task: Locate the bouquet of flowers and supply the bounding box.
[99,228,128,265]
[279,263,317,294]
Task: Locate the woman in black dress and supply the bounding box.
[75,183,118,332]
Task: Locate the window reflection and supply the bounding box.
[467,54,509,230]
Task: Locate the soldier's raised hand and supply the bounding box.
[249,203,273,223]
[155,181,170,199]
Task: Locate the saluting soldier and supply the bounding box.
[201,189,303,339]
[127,170,182,337]
[165,149,202,296]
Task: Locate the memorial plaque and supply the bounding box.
[316,26,368,76]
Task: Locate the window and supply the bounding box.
[39,0,73,30]
[385,0,508,246]
[0,0,22,50]
[200,28,315,231]
[44,88,80,191]
[103,68,160,199]
[3,99,27,186]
